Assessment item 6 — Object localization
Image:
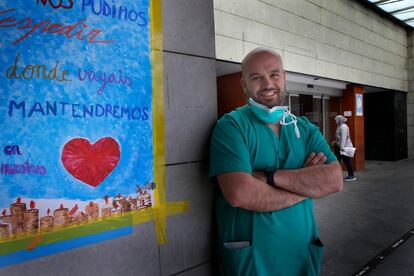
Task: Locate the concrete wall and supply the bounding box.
[408,31,414,156]
[161,0,217,275]
[214,0,408,92]
[0,1,217,275]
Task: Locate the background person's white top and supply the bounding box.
[335,124,354,157]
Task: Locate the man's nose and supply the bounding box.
[262,75,273,89]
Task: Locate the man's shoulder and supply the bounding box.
[296,116,314,128]
[293,116,321,137]
[217,105,251,126]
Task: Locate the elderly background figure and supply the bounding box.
[333,115,356,181]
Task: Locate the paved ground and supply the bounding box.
[315,158,414,275]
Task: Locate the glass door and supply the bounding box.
[289,93,301,116]
[287,93,341,140]
[311,95,323,131]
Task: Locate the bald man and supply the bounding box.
[209,48,343,275]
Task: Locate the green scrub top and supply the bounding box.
[209,105,337,276]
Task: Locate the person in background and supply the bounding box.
[333,115,356,181]
[209,47,343,275]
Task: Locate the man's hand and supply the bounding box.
[303,152,327,167]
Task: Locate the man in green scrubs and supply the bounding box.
[209,48,343,275]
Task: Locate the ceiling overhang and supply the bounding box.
[355,0,414,30]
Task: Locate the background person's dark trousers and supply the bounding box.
[334,145,356,181]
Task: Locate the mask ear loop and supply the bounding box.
[280,111,301,139]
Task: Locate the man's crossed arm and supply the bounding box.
[217,152,343,212]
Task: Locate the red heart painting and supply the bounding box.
[61,137,120,187]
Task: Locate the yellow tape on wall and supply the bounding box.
[149,0,189,245]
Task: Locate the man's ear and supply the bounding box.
[240,78,247,95]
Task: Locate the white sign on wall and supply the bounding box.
[356,94,363,116]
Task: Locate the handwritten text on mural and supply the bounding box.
[0,8,113,45]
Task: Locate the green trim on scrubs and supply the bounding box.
[209,105,337,276]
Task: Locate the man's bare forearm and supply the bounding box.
[217,172,306,212]
[273,161,343,198]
